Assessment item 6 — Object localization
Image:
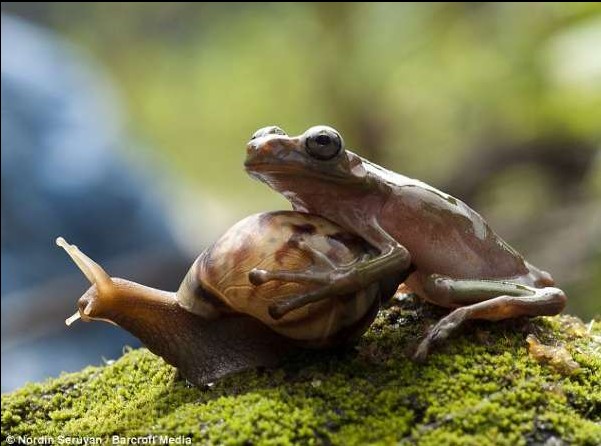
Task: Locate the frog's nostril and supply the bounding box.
[251,126,287,140]
[246,141,258,154]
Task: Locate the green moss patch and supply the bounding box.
[2,297,600,445]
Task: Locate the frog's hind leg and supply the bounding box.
[413,275,566,361]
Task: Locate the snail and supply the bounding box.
[59,211,402,385]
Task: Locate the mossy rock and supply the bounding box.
[2,297,600,445]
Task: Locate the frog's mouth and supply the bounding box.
[244,159,360,185]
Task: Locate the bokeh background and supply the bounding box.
[2,2,600,391]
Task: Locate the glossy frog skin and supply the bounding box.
[245,125,567,360]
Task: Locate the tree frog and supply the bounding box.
[244,125,567,359]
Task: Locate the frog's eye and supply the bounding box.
[251,126,287,140]
[305,126,343,161]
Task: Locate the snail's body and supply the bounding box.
[78,280,294,385]
[59,211,401,385]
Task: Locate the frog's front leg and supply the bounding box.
[250,238,411,320]
[413,275,567,361]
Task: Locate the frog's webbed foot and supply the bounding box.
[413,275,567,362]
[249,240,361,319]
[413,307,470,362]
[251,240,411,320]
[249,240,338,287]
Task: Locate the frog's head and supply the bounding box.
[245,125,368,193]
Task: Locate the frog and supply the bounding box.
[244,125,567,360]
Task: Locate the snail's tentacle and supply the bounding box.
[56,237,113,292]
[65,311,81,326]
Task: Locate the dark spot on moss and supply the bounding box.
[525,418,563,446]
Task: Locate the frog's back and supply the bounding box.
[376,170,537,281]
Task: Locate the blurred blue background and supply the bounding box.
[1,3,600,392]
[1,13,192,391]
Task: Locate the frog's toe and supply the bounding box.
[249,268,271,285]
[430,319,454,342]
[249,267,331,286]
[296,240,336,269]
[414,312,463,360]
[413,340,432,363]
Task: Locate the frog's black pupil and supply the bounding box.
[305,130,341,160]
[315,135,331,146]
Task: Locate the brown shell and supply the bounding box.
[177,211,385,347]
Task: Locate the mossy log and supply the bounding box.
[2,297,600,445]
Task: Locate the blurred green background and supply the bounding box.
[4,2,600,319]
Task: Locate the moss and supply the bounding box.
[2,297,600,445]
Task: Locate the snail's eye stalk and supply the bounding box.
[56,236,113,292]
[57,236,116,326]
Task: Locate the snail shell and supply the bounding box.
[177,211,394,347]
